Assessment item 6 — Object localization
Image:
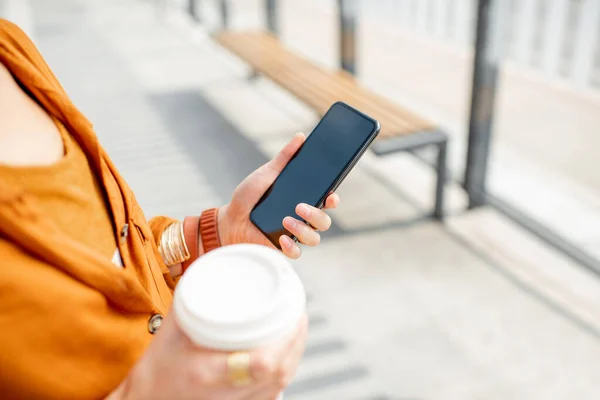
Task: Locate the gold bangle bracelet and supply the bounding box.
[179,221,190,260]
[159,221,191,266]
[166,227,177,263]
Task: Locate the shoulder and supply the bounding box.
[0,18,36,54]
[0,18,24,40]
[1,20,66,167]
[0,61,64,166]
[0,19,39,66]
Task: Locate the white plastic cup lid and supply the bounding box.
[173,244,306,351]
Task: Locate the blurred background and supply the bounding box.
[3,0,600,398]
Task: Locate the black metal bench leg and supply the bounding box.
[220,0,229,29]
[434,139,448,220]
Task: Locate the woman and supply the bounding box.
[0,19,339,399]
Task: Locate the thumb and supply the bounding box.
[233,133,306,209]
[266,133,306,174]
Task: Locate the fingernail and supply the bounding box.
[298,203,310,217]
[281,236,293,248]
[284,217,298,229]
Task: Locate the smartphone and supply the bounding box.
[250,101,381,248]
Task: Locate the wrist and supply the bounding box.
[158,221,190,267]
[217,204,231,247]
[167,263,183,279]
[113,354,157,400]
[178,216,201,277]
[170,208,228,277]
[180,208,223,275]
[105,375,134,400]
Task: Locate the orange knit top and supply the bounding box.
[0,117,118,262]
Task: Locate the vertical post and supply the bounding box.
[434,140,448,220]
[155,0,168,21]
[220,0,229,30]
[432,0,450,39]
[338,0,357,75]
[415,0,429,34]
[540,0,569,77]
[399,0,413,29]
[571,0,600,88]
[384,0,395,23]
[513,0,538,65]
[188,0,199,22]
[464,0,506,208]
[452,0,475,48]
[265,0,278,35]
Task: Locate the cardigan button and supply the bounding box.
[120,223,129,242]
[148,314,164,334]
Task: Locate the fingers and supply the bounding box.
[323,193,340,209]
[279,235,301,259]
[232,380,280,400]
[234,317,308,399]
[279,314,309,387]
[295,204,332,231]
[249,316,305,381]
[279,202,335,256]
[248,314,309,396]
[267,133,305,174]
[283,217,320,247]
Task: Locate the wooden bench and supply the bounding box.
[215,30,448,219]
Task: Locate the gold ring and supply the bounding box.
[227,351,253,386]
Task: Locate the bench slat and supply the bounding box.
[276,66,417,134]
[228,34,418,133]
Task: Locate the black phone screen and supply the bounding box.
[250,102,379,248]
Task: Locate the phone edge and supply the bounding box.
[316,103,381,209]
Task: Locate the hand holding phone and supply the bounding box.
[251,102,381,248]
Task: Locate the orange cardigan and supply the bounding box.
[0,20,182,399]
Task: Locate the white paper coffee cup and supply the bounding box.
[173,242,306,360]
